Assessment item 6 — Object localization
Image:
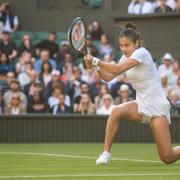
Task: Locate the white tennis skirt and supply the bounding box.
[135,93,171,124]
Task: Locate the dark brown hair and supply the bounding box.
[119,23,143,47]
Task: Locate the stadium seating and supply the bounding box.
[82,0,103,9]
[10,32,17,41]
[9,31,68,46]
[16,31,34,39]
[34,31,49,41]
[56,31,67,41]
[14,39,22,47]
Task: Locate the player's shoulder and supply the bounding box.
[135,47,149,54]
[134,47,151,57]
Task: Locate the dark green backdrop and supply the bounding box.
[0,115,179,143]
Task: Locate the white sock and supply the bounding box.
[103,151,111,156]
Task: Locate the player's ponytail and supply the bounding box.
[119,23,144,48]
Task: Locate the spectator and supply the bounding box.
[155,0,173,13]
[4,93,26,114]
[154,0,176,9]
[96,94,116,115]
[169,89,180,114]
[5,71,15,83]
[103,54,116,64]
[60,60,74,85]
[73,82,92,112]
[158,53,174,91]
[44,70,64,101]
[65,66,85,101]
[56,40,72,65]
[167,0,176,9]
[27,81,45,104]
[48,84,71,112]
[39,61,52,87]
[23,70,38,97]
[174,0,180,11]
[86,34,99,57]
[102,54,117,89]
[53,94,72,114]
[76,93,95,114]
[128,0,154,14]
[0,31,17,62]
[34,49,57,73]
[16,51,35,74]
[0,21,3,39]
[89,72,103,100]
[27,91,47,113]
[0,2,19,32]
[165,61,180,91]
[98,34,113,58]
[94,83,109,109]
[18,35,36,57]
[36,31,58,59]
[158,53,174,76]
[59,52,78,75]
[81,68,97,85]
[0,71,15,94]
[111,78,136,100]
[114,84,134,105]
[3,79,27,109]
[89,20,104,41]
[0,52,14,75]
[17,62,33,88]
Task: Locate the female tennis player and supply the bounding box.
[84,23,180,165]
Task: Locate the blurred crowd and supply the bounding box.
[128,0,180,14]
[0,1,179,115]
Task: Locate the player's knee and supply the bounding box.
[110,105,125,120]
[111,106,122,117]
[111,107,119,115]
[160,153,173,164]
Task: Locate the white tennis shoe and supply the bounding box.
[96,151,111,165]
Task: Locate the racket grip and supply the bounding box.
[87,47,91,54]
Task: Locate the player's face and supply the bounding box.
[119,36,138,57]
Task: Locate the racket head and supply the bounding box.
[68,17,87,52]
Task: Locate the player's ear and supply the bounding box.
[135,40,139,48]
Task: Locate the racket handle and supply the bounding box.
[84,47,92,69]
[87,47,91,54]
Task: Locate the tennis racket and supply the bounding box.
[68,17,90,55]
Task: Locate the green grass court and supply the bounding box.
[0,143,179,180]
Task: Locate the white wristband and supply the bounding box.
[92,57,100,67]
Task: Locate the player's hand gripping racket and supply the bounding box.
[68,17,92,68]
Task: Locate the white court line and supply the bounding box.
[0,151,161,163]
[0,152,95,159]
[0,173,180,179]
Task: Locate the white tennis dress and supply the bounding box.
[119,47,171,124]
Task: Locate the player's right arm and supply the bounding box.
[97,68,116,82]
[84,56,116,82]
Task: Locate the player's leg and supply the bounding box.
[104,101,143,152]
[96,101,143,165]
[150,117,180,164]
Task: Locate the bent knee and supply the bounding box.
[160,153,174,164]
[111,105,124,115]
[111,106,120,114]
[110,105,127,120]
